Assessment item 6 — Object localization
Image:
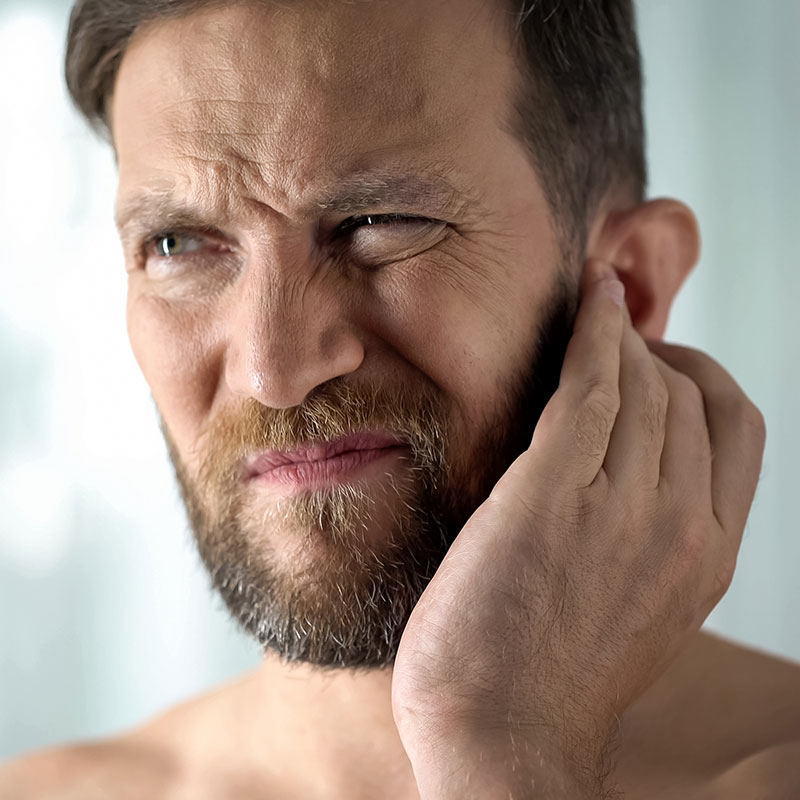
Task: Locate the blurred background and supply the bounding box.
[1,0,798,761]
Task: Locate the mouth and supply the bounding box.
[243,431,410,490]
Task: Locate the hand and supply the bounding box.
[391,259,767,798]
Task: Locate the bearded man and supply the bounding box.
[2,0,799,798]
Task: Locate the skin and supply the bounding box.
[392,261,766,797]
[3,0,800,797]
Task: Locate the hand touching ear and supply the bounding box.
[391,258,766,800]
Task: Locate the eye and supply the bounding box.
[137,229,237,284]
[150,232,206,257]
[334,213,448,267]
[337,213,438,235]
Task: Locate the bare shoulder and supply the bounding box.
[618,629,800,797]
[0,736,183,800]
[0,673,271,800]
[682,629,800,747]
[695,631,800,797]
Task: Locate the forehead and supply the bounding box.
[111,0,521,215]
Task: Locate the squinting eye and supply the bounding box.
[334,213,447,267]
[153,232,205,257]
[338,214,437,234]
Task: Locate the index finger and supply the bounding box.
[528,259,625,487]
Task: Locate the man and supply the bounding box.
[2,0,798,797]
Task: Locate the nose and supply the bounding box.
[223,249,365,409]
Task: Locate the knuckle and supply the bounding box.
[572,381,619,455]
[582,379,621,418]
[644,370,670,406]
[641,373,668,430]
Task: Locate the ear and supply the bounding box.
[586,198,701,340]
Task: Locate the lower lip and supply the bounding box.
[249,446,410,489]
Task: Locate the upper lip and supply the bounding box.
[243,431,406,479]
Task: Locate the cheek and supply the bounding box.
[126,288,219,451]
[364,244,540,430]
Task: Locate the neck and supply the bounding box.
[222,653,421,799]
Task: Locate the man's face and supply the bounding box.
[112,0,578,668]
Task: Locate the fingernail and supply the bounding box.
[604,279,625,307]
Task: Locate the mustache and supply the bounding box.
[185,375,451,493]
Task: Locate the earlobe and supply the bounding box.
[587,198,701,340]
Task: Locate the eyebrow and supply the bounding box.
[314,170,479,217]
[116,192,213,250]
[115,169,484,246]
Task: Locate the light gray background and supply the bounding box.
[1,0,798,761]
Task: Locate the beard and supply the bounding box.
[160,270,578,672]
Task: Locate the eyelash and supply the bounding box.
[335,213,438,234]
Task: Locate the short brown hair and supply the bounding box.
[64,0,645,249]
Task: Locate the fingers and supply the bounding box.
[530,259,624,487]
[645,339,767,541]
[527,256,766,549]
[602,301,668,489]
[649,350,713,503]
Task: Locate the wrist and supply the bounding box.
[403,724,616,800]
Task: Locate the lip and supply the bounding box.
[244,431,408,487]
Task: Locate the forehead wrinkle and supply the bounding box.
[119,132,488,234]
[140,125,485,222]
[118,11,493,217]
